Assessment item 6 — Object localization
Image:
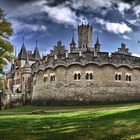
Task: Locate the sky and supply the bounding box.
[0,0,140,56]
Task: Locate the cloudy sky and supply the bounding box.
[0,0,140,56]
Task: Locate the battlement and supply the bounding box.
[31,42,140,74]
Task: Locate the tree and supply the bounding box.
[0,8,14,71]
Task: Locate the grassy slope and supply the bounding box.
[0,103,140,140]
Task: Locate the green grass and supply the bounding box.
[0,103,140,140]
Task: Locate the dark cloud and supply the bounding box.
[47,0,69,7]
[121,0,140,5]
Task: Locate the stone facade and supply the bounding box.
[31,23,140,105]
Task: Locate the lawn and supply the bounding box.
[0,103,140,140]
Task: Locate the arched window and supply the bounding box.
[115,74,118,80]
[118,74,121,80]
[44,76,48,83]
[74,73,77,80]
[86,73,89,80]
[129,75,131,81]
[50,76,53,81]
[78,73,81,80]
[126,75,129,81]
[50,75,55,81]
[90,73,93,79]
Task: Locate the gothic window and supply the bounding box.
[44,75,48,83]
[86,73,88,80]
[85,72,93,80]
[118,74,121,81]
[90,73,93,79]
[23,77,24,81]
[115,74,118,80]
[78,73,81,80]
[74,72,81,80]
[115,73,122,81]
[126,75,129,81]
[50,74,55,82]
[74,73,77,80]
[129,75,131,81]
[126,74,131,82]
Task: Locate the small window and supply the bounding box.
[44,76,48,83]
[126,74,131,82]
[74,73,77,80]
[115,73,122,81]
[115,74,118,80]
[85,72,93,80]
[126,75,129,81]
[85,73,89,80]
[50,74,55,81]
[78,73,81,80]
[90,73,93,79]
[23,77,24,81]
[118,74,121,80]
[74,72,81,80]
[129,75,131,81]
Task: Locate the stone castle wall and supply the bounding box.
[32,63,140,105]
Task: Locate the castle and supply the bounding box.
[6,40,41,105]
[7,23,140,105]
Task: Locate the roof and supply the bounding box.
[18,43,27,60]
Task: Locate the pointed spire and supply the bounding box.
[95,34,100,46]
[70,30,76,45]
[94,34,101,53]
[33,40,41,60]
[18,37,27,60]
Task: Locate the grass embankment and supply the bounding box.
[0,103,140,140]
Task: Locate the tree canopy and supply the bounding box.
[0,8,14,71]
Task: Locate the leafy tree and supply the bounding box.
[0,8,14,71]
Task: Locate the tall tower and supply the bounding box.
[78,23,92,50]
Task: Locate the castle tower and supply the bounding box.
[78,23,92,51]
[21,56,32,93]
[70,36,76,53]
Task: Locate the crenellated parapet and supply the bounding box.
[31,49,140,74]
